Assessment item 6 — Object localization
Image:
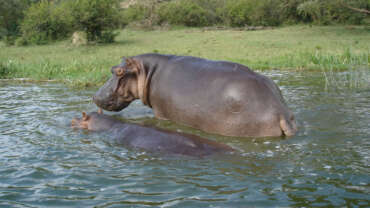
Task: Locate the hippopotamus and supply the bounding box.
[93,53,297,137]
[71,111,234,156]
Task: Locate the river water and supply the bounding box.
[0,71,369,207]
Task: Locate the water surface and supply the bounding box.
[0,71,369,207]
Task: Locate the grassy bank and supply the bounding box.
[1,25,369,87]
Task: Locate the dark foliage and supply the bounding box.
[124,0,370,27]
[1,0,369,45]
[13,0,121,45]
[69,0,121,43]
[0,0,30,45]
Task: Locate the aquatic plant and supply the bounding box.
[322,66,370,90]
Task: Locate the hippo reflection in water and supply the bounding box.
[93,53,297,137]
[71,111,234,157]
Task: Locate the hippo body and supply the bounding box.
[72,112,233,156]
[93,53,297,137]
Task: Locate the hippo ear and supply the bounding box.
[125,58,144,75]
[82,112,90,121]
[115,67,125,76]
[125,58,135,68]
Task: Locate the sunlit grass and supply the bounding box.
[0,25,369,87]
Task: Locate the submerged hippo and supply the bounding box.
[93,53,297,137]
[71,111,234,157]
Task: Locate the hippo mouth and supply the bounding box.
[107,102,129,112]
[93,95,130,112]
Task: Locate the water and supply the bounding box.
[0,71,369,207]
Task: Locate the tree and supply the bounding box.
[0,0,29,42]
[20,0,72,45]
[69,0,121,42]
[340,0,370,14]
[297,0,369,25]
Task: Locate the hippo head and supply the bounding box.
[71,110,117,131]
[71,112,93,130]
[93,58,146,112]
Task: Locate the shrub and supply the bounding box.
[297,0,328,24]
[14,37,28,46]
[0,0,30,45]
[20,0,72,45]
[222,0,254,27]
[69,0,121,42]
[97,30,119,43]
[249,0,283,26]
[19,0,121,45]
[157,0,214,27]
[325,0,369,25]
[3,35,17,46]
[297,0,370,25]
[278,0,307,24]
[122,4,150,26]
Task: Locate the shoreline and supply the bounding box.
[1,26,369,87]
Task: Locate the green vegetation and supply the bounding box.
[156,0,215,27]
[1,26,369,87]
[19,0,72,45]
[1,0,369,45]
[0,0,30,45]
[1,0,121,45]
[68,0,121,43]
[124,0,370,28]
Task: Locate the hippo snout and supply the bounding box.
[92,95,101,106]
[92,95,105,109]
[93,94,130,112]
[93,95,114,111]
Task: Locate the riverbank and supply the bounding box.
[1,26,369,87]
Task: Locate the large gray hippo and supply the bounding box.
[93,53,297,137]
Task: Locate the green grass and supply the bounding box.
[0,25,369,87]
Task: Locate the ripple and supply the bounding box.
[0,75,370,207]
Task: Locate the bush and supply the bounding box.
[297,0,328,24]
[122,4,150,26]
[69,0,121,42]
[218,0,283,27]
[0,0,30,45]
[157,0,215,27]
[249,0,283,26]
[222,0,254,27]
[14,37,28,46]
[325,0,369,25]
[297,0,370,25]
[18,0,121,45]
[3,0,369,45]
[98,30,119,43]
[20,0,72,45]
[3,35,17,46]
[278,0,307,24]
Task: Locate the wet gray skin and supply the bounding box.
[93,61,133,111]
[93,53,297,137]
[72,112,234,157]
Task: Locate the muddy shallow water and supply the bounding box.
[0,71,369,207]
